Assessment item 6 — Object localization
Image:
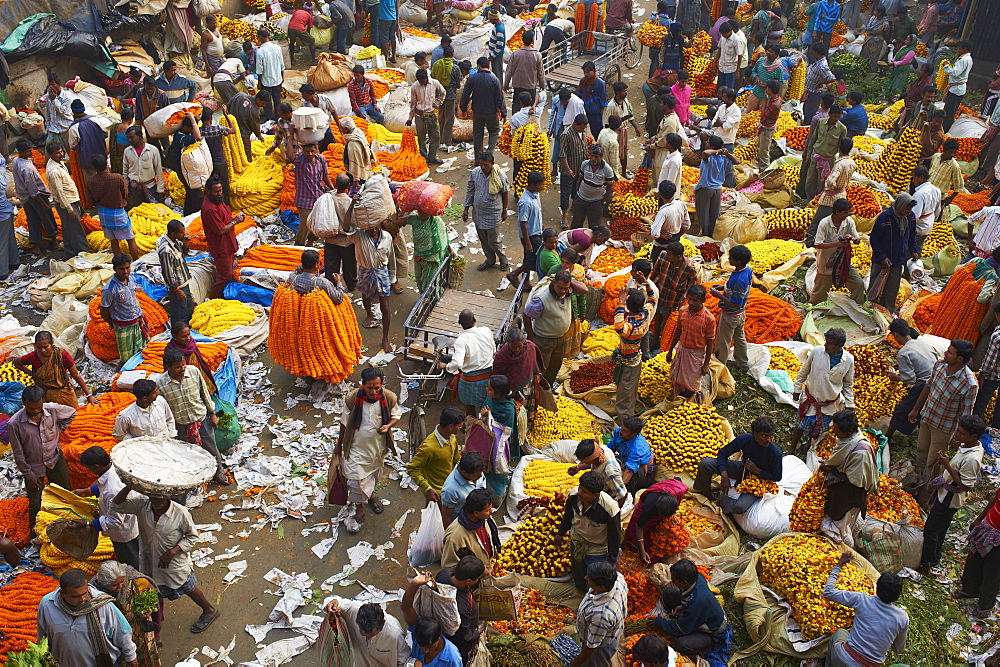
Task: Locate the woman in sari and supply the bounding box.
[859,5,890,70]
[480,374,519,497]
[492,327,543,419]
[749,44,786,112]
[13,331,98,408]
[885,35,917,100]
[622,478,688,563]
[91,560,161,666]
[165,320,219,395]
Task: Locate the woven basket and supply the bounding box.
[449,258,466,290]
[111,436,217,496]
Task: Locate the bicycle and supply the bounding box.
[399,335,453,460]
[608,23,642,70]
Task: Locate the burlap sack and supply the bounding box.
[307,53,354,91]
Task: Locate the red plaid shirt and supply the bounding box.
[292,153,328,209]
[650,255,697,315]
[759,94,782,131]
[920,360,978,432]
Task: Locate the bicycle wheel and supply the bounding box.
[408,404,428,461]
[624,38,642,69]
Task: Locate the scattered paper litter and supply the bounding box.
[222,560,248,584]
[254,636,311,665]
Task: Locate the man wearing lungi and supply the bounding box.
[666,285,715,400]
[444,310,496,413]
[334,367,402,533]
[99,255,149,365]
[789,327,856,455]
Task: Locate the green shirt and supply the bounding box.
[809,119,848,158]
[406,428,461,492]
[539,248,561,276]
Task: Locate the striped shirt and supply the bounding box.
[463,167,508,230]
[677,304,716,349]
[156,234,191,290]
[980,329,1000,382]
[614,281,658,357]
[347,78,377,109]
[577,573,628,649]
[928,154,965,195]
[805,56,834,93]
[487,22,506,59]
[920,360,978,432]
[650,255,697,315]
[292,153,329,209]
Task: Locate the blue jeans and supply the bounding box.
[336,25,353,54]
[572,552,610,591]
[359,104,384,123]
[718,71,735,90]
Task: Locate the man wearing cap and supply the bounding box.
[487,10,506,86]
[67,100,108,196]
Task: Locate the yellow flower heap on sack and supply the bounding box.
[609,193,658,217]
[637,20,668,47]
[35,510,114,576]
[921,221,957,258]
[523,460,584,498]
[675,497,722,536]
[758,534,874,639]
[645,403,728,474]
[866,475,925,527]
[847,344,906,423]
[527,396,601,448]
[494,501,572,577]
[636,239,697,260]
[127,202,179,254]
[735,473,779,496]
[581,327,619,356]
[168,171,186,203]
[190,299,256,337]
[850,241,873,273]
[743,239,804,273]
[639,352,673,403]
[0,363,33,385]
[788,471,827,532]
[767,346,802,375]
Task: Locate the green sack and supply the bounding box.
[213,398,242,452]
[922,244,961,277]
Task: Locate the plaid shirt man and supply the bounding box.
[920,360,978,432]
[347,78,377,109]
[981,329,1000,382]
[650,255,697,316]
[155,364,215,425]
[292,152,329,209]
[558,124,587,176]
[805,56,834,94]
[577,573,628,650]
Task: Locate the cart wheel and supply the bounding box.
[606,64,623,83]
[408,404,428,461]
[624,38,642,69]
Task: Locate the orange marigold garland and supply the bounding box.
[375,129,429,181]
[598,274,631,324]
[590,247,634,274]
[235,244,324,280]
[929,262,988,344]
[913,292,942,332]
[0,572,59,662]
[788,471,827,532]
[735,474,780,496]
[648,515,691,558]
[86,291,169,362]
[60,392,136,489]
[269,284,363,382]
[0,497,31,546]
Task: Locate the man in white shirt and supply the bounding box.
[323,598,410,667]
[910,165,941,256]
[942,40,973,133]
[969,206,1000,261]
[711,87,741,151]
[444,309,497,412]
[717,21,744,91]
[404,51,429,84]
[789,327,856,454]
[649,180,690,241]
[72,446,141,569]
[43,143,88,257]
[657,132,684,191]
[122,126,165,208]
[407,69,446,165]
[810,198,865,304]
[113,379,176,440]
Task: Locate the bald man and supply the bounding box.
[442,310,497,412]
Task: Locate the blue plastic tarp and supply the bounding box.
[120,332,239,406]
[0,382,24,415]
[133,273,167,303]
[279,208,299,232]
[223,282,274,307]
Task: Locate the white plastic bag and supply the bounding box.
[353,173,395,229]
[144,102,203,138]
[181,140,214,190]
[412,578,461,635]
[409,501,445,567]
[40,294,89,357]
[307,192,342,239]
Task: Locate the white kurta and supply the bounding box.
[342,400,403,481]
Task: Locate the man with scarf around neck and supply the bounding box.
[334,367,402,533]
[556,470,622,591]
[37,568,137,667]
[441,488,501,569]
[869,192,917,313]
[165,321,218,395]
[788,328,855,455]
[15,330,98,408]
[818,409,879,547]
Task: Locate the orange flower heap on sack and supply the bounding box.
[648,515,691,558]
[788,471,827,532]
[620,551,659,615]
[269,284,363,383]
[60,392,136,489]
[0,572,59,660]
[951,190,991,215]
[375,129,428,182]
[235,244,324,280]
[866,475,925,527]
[0,497,31,546]
[845,184,881,219]
[129,341,229,376]
[675,497,722,536]
[913,292,941,332]
[489,588,574,637]
[86,291,169,362]
[590,247,634,274]
[735,474,779,496]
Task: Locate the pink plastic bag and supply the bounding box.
[397,181,455,217]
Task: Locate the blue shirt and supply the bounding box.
[431,44,445,65]
[720,265,752,314]
[813,0,841,32]
[579,77,608,116]
[715,433,783,481]
[607,428,653,473]
[440,466,485,518]
[840,105,869,137]
[517,190,543,237]
[655,575,726,636]
[459,70,506,118]
[379,0,397,20]
[410,629,464,666]
[695,154,729,190]
[155,73,197,103]
[779,56,797,80]
[487,23,506,59]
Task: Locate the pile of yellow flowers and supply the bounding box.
[523,460,584,498]
[852,135,888,154]
[527,396,601,449]
[867,475,925,527]
[219,114,251,181]
[735,473,779,496]
[676,498,722,536]
[402,27,438,38]
[848,344,906,423]
[581,327,619,356]
[767,346,802,376]
[763,209,813,241]
[35,510,115,576]
[738,110,796,139]
[638,352,673,404]
[609,193,658,217]
[636,238,697,260]
[494,501,572,577]
[190,299,257,337]
[0,363,33,385]
[681,165,700,185]
[168,171,186,203]
[866,114,896,131]
[758,534,874,639]
[637,20,668,47]
[743,239,804,273]
[789,471,826,532]
[90,202,178,253]
[231,142,283,216]
[851,241,873,274]
[645,403,728,474]
[921,221,958,258]
[366,122,402,145]
[591,247,634,274]
[687,30,712,57]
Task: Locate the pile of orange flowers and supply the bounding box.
[269,284,363,382]
[620,551,659,615]
[845,184,881,218]
[367,68,404,83]
[610,217,644,241]
[591,247,634,274]
[735,474,779,496]
[913,293,940,332]
[598,274,631,324]
[0,572,59,661]
[14,207,101,237]
[60,392,136,489]
[867,475,924,527]
[648,515,691,558]
[692,58,718,96]
[614,166,652,197]
[376,129,428,181]
[676,497,722,536]
[127,341,229,376]
[235,244,322,280]
[86,291,169,362]
[928,262,988,344]
[490,588,574,637]
[681,165,700,185]
[788,471,827,532]
[0,497,30,546]
[779,125,809,150]
[950,190,991,215]
[186,215,257,251]
[941,137,980,162]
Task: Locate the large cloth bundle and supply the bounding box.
[307,53,355,91]
[144,102,204,138]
